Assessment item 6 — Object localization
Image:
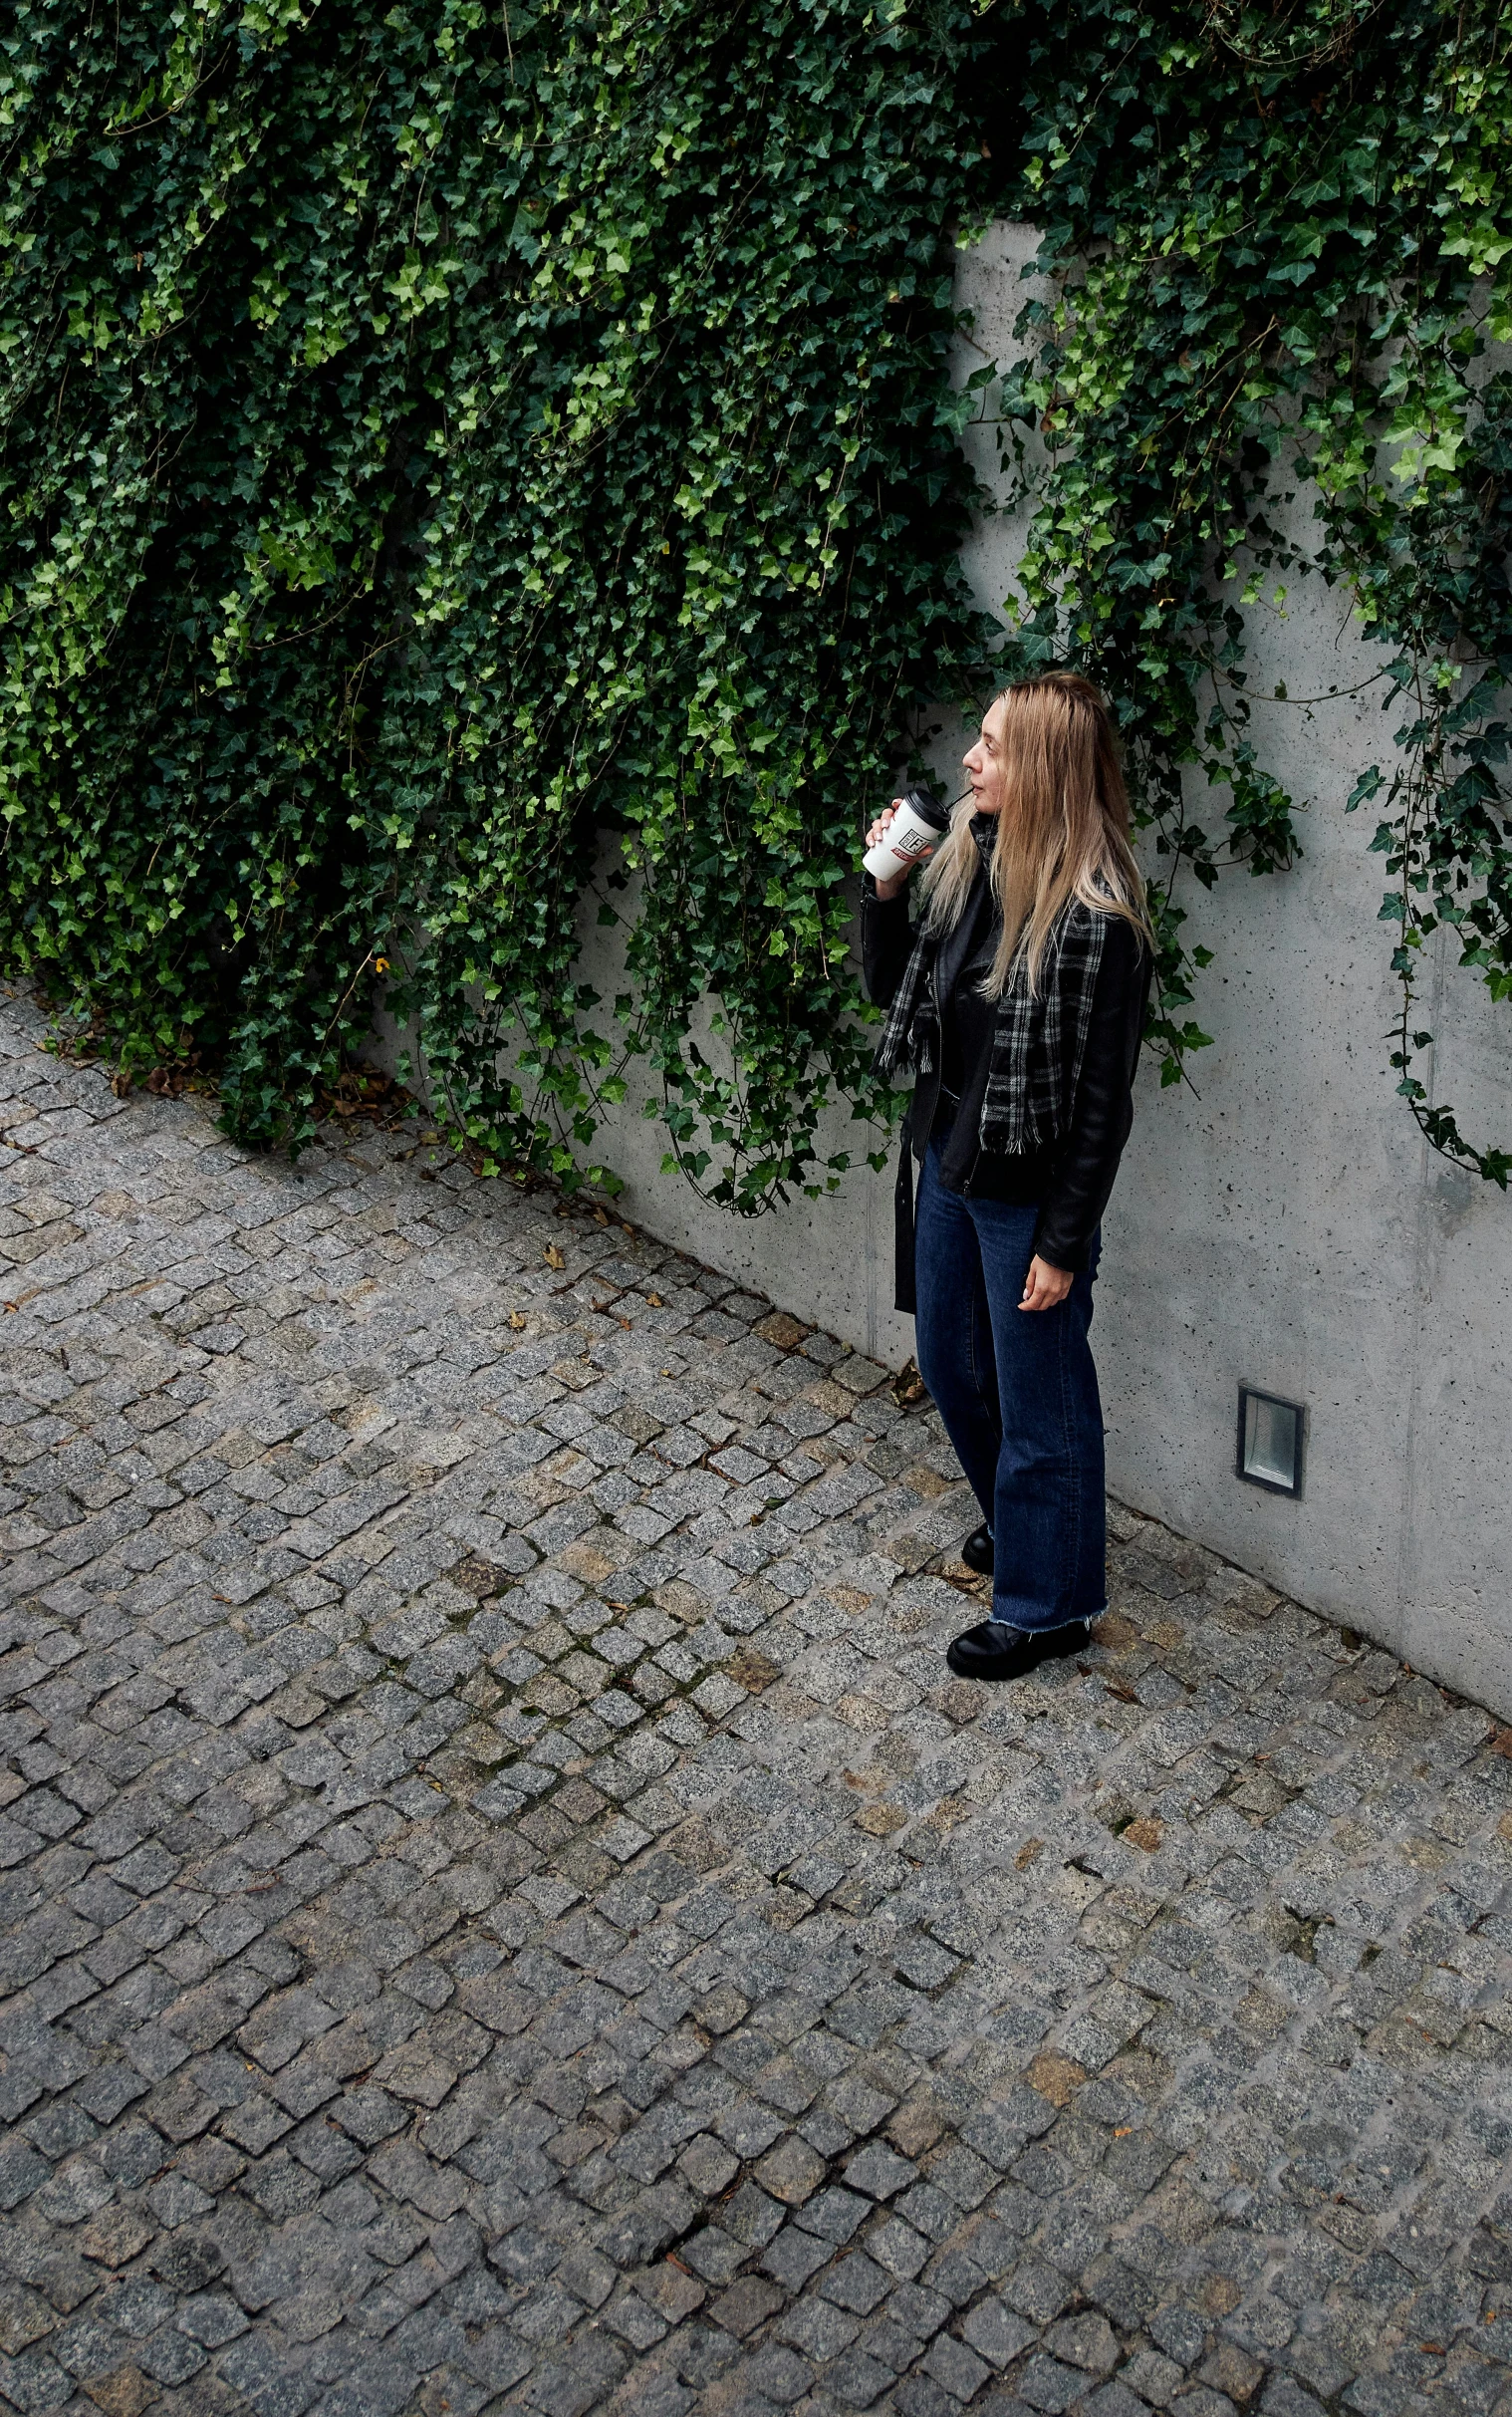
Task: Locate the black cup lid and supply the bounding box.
[896,783,950,834]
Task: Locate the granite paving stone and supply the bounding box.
[0,988,1510,2417]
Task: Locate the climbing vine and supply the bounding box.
[0,0,995,1209]
[988,0,1512,1183]
[2,0,1509,1205]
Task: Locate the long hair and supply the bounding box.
[919,671,1150,996]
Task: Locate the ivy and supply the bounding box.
[0,0,995,1210]
[4,0,1509,1206]
[986,0,1512,1180]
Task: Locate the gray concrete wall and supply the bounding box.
[378,223,1512,1718]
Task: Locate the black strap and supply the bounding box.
[893,1103,917,1316]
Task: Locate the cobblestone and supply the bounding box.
[0,990,1510,2417]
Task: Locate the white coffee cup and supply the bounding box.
[863,784,951,883]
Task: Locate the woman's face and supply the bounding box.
[963,694,1010,815]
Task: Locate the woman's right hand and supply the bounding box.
[865,801,927,903]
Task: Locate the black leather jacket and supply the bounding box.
[862,867,1151,1306]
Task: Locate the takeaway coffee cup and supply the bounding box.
[863,783,951,883]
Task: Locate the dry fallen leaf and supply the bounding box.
[508,1310,527,1330]
[543,1243,565,1271]
[645,1291,664,1307]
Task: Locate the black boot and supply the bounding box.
[945,1618,1090,1683]
[959,1524,994,1576]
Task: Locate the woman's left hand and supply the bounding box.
[1019,1254,1073,1312]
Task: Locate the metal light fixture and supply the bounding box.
[1236,1385,1305,1497]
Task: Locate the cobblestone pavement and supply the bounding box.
[2,990,1512,2417]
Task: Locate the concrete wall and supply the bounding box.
[381,223,1512,1718]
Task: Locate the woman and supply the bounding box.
[862,671,1152,1684]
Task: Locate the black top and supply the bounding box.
[862,850,1151,1275]
[936,864,997,1103]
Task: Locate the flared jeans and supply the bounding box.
[913,1139,1108,1631]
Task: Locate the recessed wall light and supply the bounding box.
[1236,1385,1305,1498]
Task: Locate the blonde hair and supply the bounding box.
[919,671,1150,996]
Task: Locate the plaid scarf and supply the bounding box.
[875,850,1109,1154]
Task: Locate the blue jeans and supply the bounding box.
[913,1140,1107,1631]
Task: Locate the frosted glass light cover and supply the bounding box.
[1237,1387,1304,1495]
